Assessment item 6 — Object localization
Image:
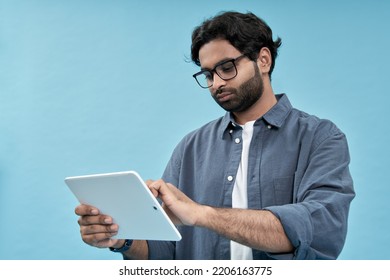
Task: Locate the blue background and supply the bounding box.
[0,0,389,260]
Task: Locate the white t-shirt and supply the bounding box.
[230,120,255,260]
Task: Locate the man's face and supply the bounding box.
[198,39,263,113]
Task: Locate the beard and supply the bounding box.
[212,63,263,113]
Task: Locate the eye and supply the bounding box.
[219,62,235,73]
[203,71,213,81]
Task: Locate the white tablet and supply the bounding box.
[65,170,182,241]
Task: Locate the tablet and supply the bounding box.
[65,171,182,241]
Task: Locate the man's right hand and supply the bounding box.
[75,204,124,249]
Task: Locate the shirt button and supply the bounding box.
[229,130,233,134]
[235,138,241,144]
[227,175,234,182]
[267,125,272,129]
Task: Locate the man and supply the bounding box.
[75,11,355,260]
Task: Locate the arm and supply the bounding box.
[148,180,293,254]
[201,206,293,253]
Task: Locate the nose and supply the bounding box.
[211,72,226,92]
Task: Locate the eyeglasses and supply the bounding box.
[192,54,246,89]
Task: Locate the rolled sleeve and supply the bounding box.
[265,126,355,259]
[265,204,314,259]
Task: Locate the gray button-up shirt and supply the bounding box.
[147,94,355,259]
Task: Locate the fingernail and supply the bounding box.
[104,218,112,224]
[91,209,98,215]
[110,224,118,231]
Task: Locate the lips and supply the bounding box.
[216,91,232,102]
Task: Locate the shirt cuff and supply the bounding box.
[264,204,314,259]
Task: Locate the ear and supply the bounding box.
[256,47,272,74]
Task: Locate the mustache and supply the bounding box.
[215,87,235,95]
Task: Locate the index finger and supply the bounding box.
[75,204,99,216]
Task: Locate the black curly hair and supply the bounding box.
[191,11,282,78]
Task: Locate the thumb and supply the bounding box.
[149,179,177,206]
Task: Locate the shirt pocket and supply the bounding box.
[274,176,294,205]
[261,176,294,207]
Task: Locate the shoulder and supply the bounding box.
[179,116,226,144]
[287,107,346,149]
[290,107,341,131]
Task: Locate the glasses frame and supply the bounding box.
[192,54,247,89]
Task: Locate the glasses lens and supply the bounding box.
[215,61,237,80]
[193,57,240,89]
[194,71,212,88]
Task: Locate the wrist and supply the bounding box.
[195,204,213,227]
[109,239,133,253]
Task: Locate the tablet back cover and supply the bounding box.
[65,171,181,241]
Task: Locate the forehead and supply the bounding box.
[198,39,241,69]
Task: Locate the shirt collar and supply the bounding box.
[262,94,292,128]
[219,94,293,138]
